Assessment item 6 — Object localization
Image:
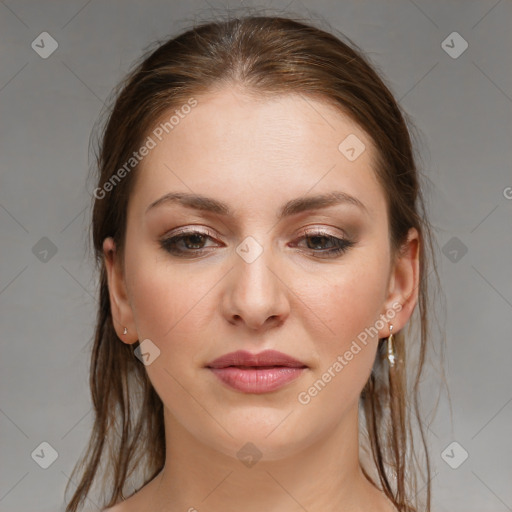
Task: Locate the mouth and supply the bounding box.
[205,350,308,393]
[205,349,308,369]
[208,364,307,369]
[216,365,304,369]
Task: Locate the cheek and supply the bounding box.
[297,255,389,406]
[125,246,209,340]
[129,271,182,341]
[308,258,389,346]
[125,254,211,397]
[296,283,382,415]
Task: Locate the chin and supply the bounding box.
[199,415,317,463]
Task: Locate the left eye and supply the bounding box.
[292,231,355,258]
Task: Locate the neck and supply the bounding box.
[142,402,391,512]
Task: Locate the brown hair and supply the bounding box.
[65,13,443,512]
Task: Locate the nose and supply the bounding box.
[221,240,290,331]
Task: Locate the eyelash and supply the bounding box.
[159,228,355,259]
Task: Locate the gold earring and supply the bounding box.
[123,327,128,335]
[387,324,396,367]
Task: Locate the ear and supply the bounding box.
[379,227,420,337]
[102,237,138,344]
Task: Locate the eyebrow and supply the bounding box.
[145,190,369,219]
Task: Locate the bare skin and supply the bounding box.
[102,86,418,512]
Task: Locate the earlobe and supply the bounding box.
[381,227,420,336]
[102,237,138,344]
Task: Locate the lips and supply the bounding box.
[206,350,308,393]
[206,349,307,369]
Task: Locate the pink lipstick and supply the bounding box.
[206,349,307,394]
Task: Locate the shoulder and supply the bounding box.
[100,490,143,512]
[101,504,126,512]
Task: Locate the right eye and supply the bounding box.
[159,228,220,258]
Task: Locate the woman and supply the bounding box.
[65,14,441,512]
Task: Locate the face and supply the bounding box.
[103,87,419,461]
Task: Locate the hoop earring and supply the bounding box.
[123,327,128,335]
[387,324,396,367]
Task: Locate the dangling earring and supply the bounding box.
[387,324,396,367]
[123,327,128,335]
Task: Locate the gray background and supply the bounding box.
[1,1,511,511]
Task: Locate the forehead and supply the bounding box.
[146,88,373,161]
[131,87,385,220]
